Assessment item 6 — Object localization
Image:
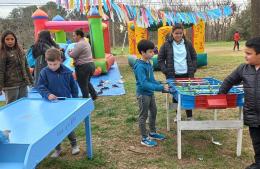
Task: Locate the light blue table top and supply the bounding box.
[0,98,93,144]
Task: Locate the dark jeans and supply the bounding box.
[75,62,97,99]
[137,95,157,138]
[233,40,239,50]
[173,73,193,118]
[249,127,260,163]
[56,131,77,150]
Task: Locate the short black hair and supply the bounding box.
[74,29,84,38]
[137,40,155,54]
[246,37,260,54]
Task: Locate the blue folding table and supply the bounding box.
[0,98,94,169]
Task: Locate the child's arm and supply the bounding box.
[24,56,34,85]
[69,43,81,58]
[219,64,243,94]
[150,68,163,85]
[69,73,79,98]
[189,43,197,72]
[136,66,164,91]
[37,70,52,99]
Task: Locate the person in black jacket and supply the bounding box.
[219,37,260,169]
[32,30,65,86]
[158,24,197,120]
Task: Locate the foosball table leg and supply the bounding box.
[166,93,170,131]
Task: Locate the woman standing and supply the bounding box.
[158,24,197,120]
[0,30,33,104]
[69,29,97,100]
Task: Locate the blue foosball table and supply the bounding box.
[165,77,244,159]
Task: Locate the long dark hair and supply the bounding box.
[35,30,59,49]
[0,30,23,57]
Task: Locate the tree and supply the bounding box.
[226,6,251,40]
[251,0,260,37]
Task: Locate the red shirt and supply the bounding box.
[234,32,240,41]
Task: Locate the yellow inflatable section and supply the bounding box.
[192,20,205,53]
[127,21,136,55]
[135,26,148,58]
[158,26,172,51]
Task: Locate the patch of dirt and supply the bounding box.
[115,56,129,65]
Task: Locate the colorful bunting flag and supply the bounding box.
[56,1,233,28]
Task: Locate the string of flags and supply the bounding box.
[56,0,233,28]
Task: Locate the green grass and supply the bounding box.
[205,40,246,48]
[1,41,255,168]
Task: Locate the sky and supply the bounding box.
[0,0,248,18]
[0,0,55,18]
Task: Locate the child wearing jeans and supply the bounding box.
[219,37,260,169]
[133,40,168,147]
[37,48,79,157]
[0,30,33,104]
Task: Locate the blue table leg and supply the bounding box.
[85,115,93,159]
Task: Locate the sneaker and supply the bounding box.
[187,117,194,121]
[174,117,177,123]
[245,163,260,169]
[72,145,80,155]
[149,132,166,141]
[141,137,157,147]
[50,149,62,158]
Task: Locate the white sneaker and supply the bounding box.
[72,146,80,155]
[50,149,62,158]
[174,117,177,123]
[187,117,194,121]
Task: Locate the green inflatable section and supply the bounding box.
[197,53,208,67]
[128,55,158,70]
[95,60,107,73]
[55,31,66,43]
[151,55,159,70]
[88,17,105,59]
[128,55,136,68]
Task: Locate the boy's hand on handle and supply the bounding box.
[48,94,57,100]
[164,85,169,91]
[162,85,169,93]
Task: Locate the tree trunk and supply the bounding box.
[111,21,115,48]
[251,0,260,37]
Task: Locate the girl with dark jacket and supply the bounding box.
[0,30,33,104]
[158,24,197,120]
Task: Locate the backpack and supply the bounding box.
[26,45,35,68]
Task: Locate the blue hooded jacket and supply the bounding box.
[133,59,164,96]
[37,64,78,99]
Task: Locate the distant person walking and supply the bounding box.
[233,31,240,51]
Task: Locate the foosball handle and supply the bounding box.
[162,89,170,93]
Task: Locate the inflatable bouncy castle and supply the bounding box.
[127,21,208,70]
[31,8,115,76]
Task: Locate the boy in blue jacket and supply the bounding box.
[134,40,168,147]
[37,48,79,157]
